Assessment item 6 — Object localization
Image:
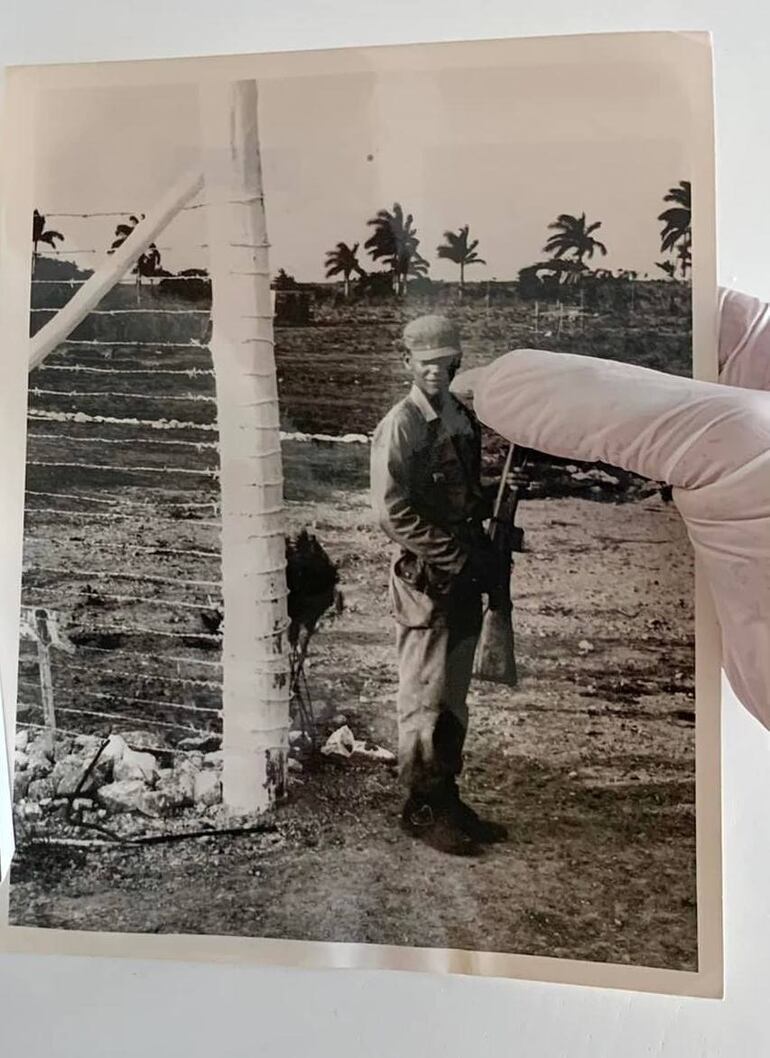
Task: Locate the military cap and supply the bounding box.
[402,315,461,359]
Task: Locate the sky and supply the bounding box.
[33,47,694,283]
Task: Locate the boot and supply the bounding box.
[400,792,482,857]
[444,779,508,844]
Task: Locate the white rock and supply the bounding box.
[96,779,149,814]
[113,747,160,786]
[321,725,356,758]
[578,640,595,653]
[287,757,304,774]
[53,737,75,763]
[25,751,53,783]
[203,751,223,769]
[155,768,195,808]
[15,730,29,752]
[351,740,396,764]
[102,734,129,764]
[14,750,29,772]
[194,769,222,807]
[28,734,54,761]
[27,777,56,802]
[117,729,170,752]
[52,755,87,796]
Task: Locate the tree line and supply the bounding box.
[31,180,692,297]
[324,180,692,298]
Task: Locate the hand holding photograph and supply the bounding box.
[0,30,721,995]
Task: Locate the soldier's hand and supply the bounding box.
[505,468,530,490]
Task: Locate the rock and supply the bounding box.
[52,755,88,796]
[113,747,160,786]
[321,725,356,758]
[14,750,29,772]
[138,790,175,817]
[203,751,223,769]
[332,713,348,727]
[194,769,222,807]
[351,740,396,764]
[52,736,75,763]
[74,733,103,753]
[155,768,196,808]
[28,734,54,761]
[15,730,29,752]
[102,734,129,764]
[13,770,31,801]
[20,802,43,821]
[25,751,53,783]
[287,757,304,774]
[321,725,395,765]
[27,777,56,802]
[96,779,149,814]
[578,640,595,653]
[177,733,221,753]
[117,729,170,752]
[288,730,304,747]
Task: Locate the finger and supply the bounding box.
[474,349,766,492]
[718,287,770,391]
[474,348,770,730]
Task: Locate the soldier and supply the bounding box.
[370,314,513,856]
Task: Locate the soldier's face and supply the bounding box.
[405,352,461,399]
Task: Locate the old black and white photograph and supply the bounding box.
[2,34,720,990]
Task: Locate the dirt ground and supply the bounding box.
[11,284,696,970]
[11,488,696,970]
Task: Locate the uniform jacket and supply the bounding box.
[371,384,487,625]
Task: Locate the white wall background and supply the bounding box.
[1,2,769,1055]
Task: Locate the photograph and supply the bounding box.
[1,33,721,991]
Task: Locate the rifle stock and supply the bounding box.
[473,444,527,686]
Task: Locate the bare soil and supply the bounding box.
[11,490,696,970]
[11,286,696,970]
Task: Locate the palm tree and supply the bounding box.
[324,241,364,298]
[658,180,691,278]
[544,212,607,266]
[656,259,676,279]
[32,210,64,272]
[436,225,486,293]
[109,213,163,299]
[365,202,427,296]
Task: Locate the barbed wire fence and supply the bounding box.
[21,202,367,753]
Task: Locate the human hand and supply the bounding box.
[454,288,770,730]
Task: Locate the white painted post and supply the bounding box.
[200,80,289,813]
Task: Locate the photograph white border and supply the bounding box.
[0,31,722,997]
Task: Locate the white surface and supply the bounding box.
[1,2,769,1055]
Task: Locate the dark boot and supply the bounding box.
[400,793,482,857]
[444,779,509,844]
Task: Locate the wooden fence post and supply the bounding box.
[34,609,56,733]
[200,80,290,813]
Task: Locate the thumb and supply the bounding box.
[474,348,770,730]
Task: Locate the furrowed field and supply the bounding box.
[11,274,697,969]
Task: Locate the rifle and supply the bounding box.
[472,443,528,686]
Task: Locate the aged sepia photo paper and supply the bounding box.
[0,31,722,995]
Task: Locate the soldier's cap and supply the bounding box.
[402,315,461,360]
